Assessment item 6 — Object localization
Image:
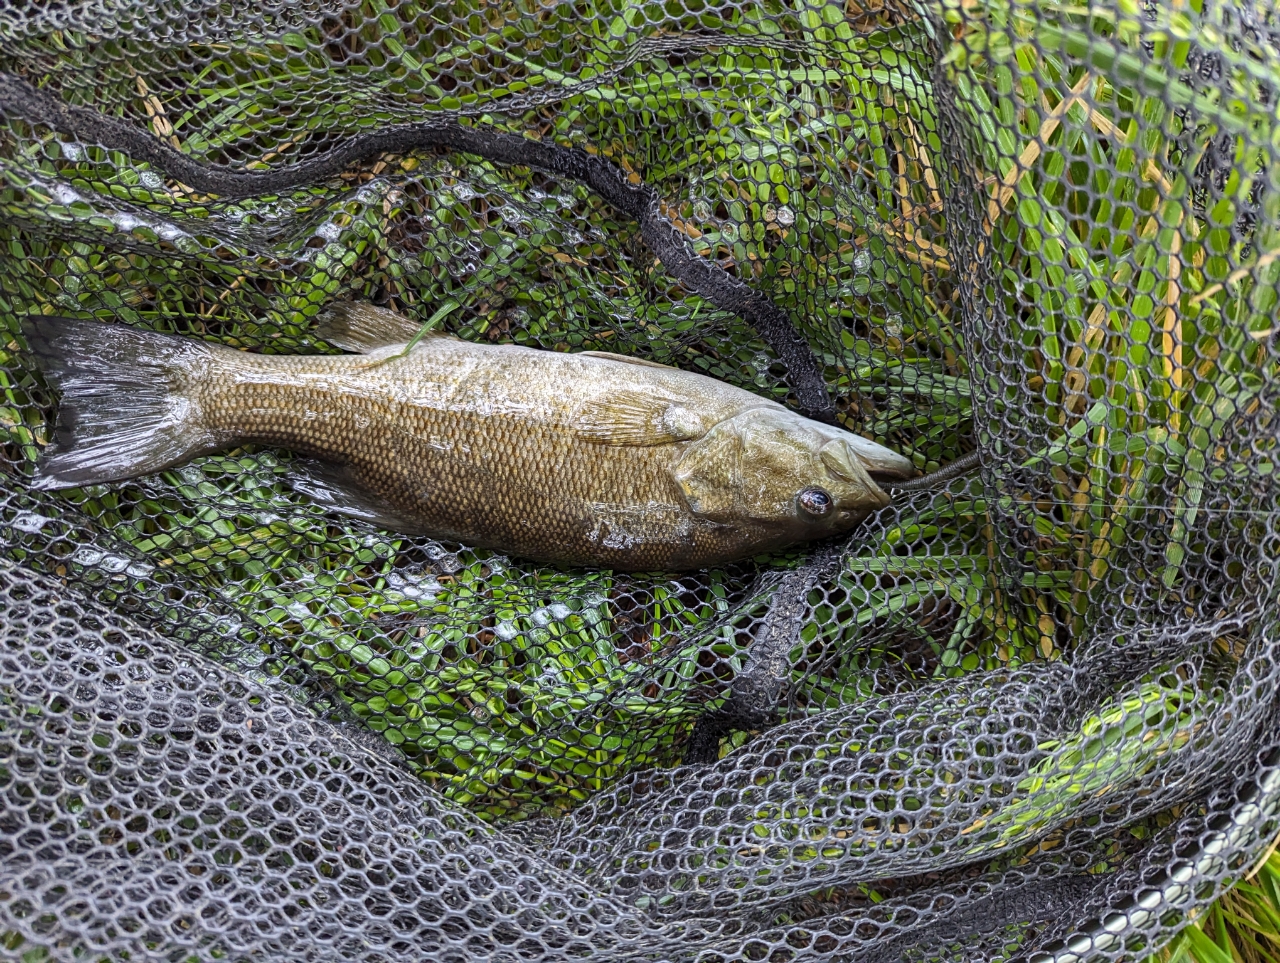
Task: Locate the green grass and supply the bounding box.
[0,0,979,821]
[1142,847,1280,963]
[0,0,1278,956]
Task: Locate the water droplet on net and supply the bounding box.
[213,615,243,637]
[356,182,392,206]
[10,511,50,534]
[50,183,82,206]
[98,554,130,574]
[112,212,144,232]
[71,547,104,567]
[386,571,440,601]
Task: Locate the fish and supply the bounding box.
[21,305,915,571]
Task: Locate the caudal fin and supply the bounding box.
[21,316,216,490]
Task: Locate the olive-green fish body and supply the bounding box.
[24,306,914,570]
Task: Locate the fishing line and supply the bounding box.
[884,449,983,490]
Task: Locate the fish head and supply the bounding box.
[672,406,914,537]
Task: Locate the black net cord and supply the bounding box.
[0,69,838,422]
[684,543,842,763]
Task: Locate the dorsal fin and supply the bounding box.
[313,302,450,353]
[578,349,676,370]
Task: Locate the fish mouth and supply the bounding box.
[822,434,916,482]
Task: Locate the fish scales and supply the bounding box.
[22,309,916,571]
[199,344,745,569]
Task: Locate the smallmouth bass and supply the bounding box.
[22,305,914,571]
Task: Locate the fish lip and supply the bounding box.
[839,433,916,479]
[870,483,893,507]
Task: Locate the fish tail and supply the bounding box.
[21,316,218,489]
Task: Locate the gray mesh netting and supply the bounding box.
[1,0,1279,960]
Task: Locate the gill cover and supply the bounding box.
[673,419,741,519]
[674,407,897,524]
[674,408,853,522]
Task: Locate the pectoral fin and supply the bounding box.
[313,302,449,353]
[289,459,430,534]
[576,396,707,447]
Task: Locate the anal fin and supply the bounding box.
[289,459,430,534]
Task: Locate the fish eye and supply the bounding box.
[797,487,833,517]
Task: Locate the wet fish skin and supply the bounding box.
[23,307,915,571]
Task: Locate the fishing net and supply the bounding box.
[2,0,1279,960]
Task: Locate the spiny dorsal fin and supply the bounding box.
[575,395,707,447]
[313,302,451,353]
[577,350,676,370]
